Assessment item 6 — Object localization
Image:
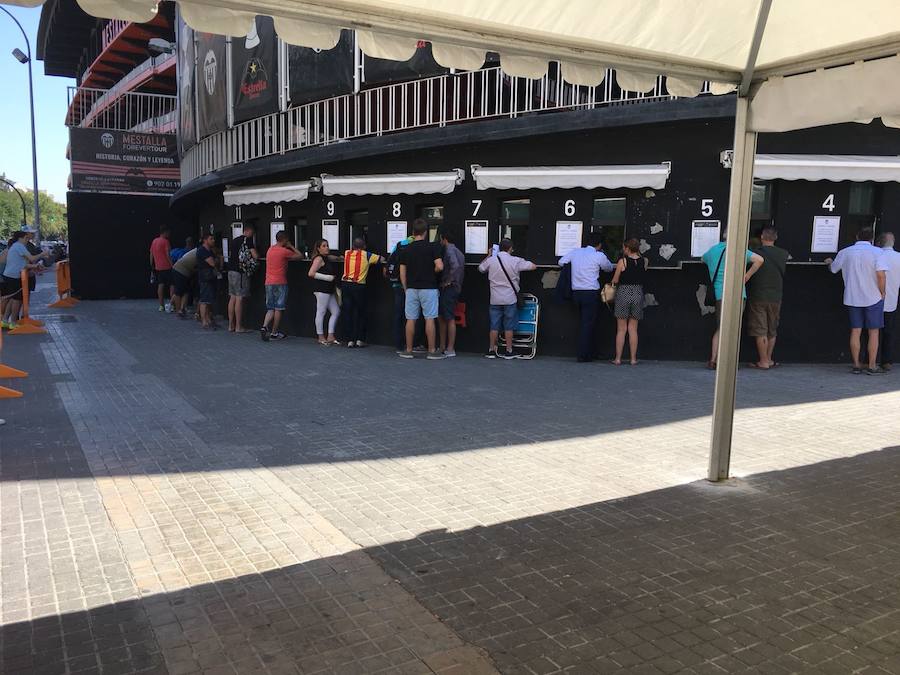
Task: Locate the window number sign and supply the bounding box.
[273,205,282,219]
[471,199,483,217]
[822,194,836,212]
[326,200,335,216]
[564,199,576,217]
[701,198,714,217]
[392,202,402,218]
[234,206,242,219]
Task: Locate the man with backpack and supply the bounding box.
[227,224,259,333]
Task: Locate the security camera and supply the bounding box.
[11,48,28,64]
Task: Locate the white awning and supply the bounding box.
[471,164,671,191]
[223,180,315,206]
[320,169,464,196]
[754,154,900,183]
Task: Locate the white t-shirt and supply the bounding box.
[558,246,615,291]
[880,247,900,313]
[829,241,888,308]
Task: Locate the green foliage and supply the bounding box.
[0,185,68,242]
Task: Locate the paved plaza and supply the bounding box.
[1,280,899,674]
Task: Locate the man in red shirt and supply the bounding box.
[261,231,304,341]
[149,226,174,312]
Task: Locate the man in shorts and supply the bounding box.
[747,227,789,369]
[227,224,258,333]
[826,226,888,375]
[397,219,444,359]
[196,233,220,328]
[438,230,465,357]
[478,238,536,359]
[261,230,304,342]
[150,226,174,312]
[171,245,198,318]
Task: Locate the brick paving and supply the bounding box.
[1,279,899,674]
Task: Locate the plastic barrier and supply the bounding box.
[0,305,26,397]
[49,260,79,308]
[9,269,48,335]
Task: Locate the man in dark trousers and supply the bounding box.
[748,227,789,369]
[340,238,383,348]
[558,235,615,362]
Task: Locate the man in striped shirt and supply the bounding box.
[341,238,384,348]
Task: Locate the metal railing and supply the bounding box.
[67,86,177,133]
[182,66,707,185]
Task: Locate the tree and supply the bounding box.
[0,185,67,242]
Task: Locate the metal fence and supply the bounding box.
[182,66,708,184]
[67,86,177,133]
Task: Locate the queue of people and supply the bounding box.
[150,221,900,371]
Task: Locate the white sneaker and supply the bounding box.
[443,350,457,358]
[164,303,173,313]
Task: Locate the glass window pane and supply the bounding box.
[501,199,530,224]
[849,184,875,215]
[591,198,626,228]
[750,181,771,220]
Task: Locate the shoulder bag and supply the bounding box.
[705,249,725,306]
[496,254,525,309]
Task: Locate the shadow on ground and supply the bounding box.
[3,449,899,674]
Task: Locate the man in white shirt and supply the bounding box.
[826,227,888,375]
[478,239,536,359]
[558,235,615,362]
[876,232,900,370]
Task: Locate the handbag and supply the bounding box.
[496,254,525,309]
[705,249,725,306]
[600,282,617,304]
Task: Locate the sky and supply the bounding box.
[0,6,73,203]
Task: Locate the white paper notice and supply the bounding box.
[231,223,243,241]
[387,221,408,253]
[691,220,721,257]
[465,220,489,254]
[554,221,583,256]
[811,216,841,253]
[322,219,340,251]
[270,222,285,246]
[221,238,230,262]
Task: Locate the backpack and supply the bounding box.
[386,244,403,283]
[238,237,259,276]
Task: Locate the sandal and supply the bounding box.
[610,360,622,366]
[706,361,717,370]
[318,340,330,345]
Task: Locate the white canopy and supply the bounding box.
[320,169,464,196]
[223,180,315,206]
[471,164,670,191]
[755,154,900,183]
[13,0,900,129]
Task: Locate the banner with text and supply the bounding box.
[176,8,196,153]
[288,29,354,106]
[232,16,279,123]
[69,128,180,195]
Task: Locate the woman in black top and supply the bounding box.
[611,238,648,365]
[308,239,342,345]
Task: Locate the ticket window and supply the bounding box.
[417,205,444,242]
[845,183,877,248]
[591,197,626,261]
[500,199,530,256]
[750,181,774,246]
[290,217,309,257]
[348,209,369,248]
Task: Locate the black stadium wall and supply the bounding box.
[67,192,193,300]
[171,111,900,363]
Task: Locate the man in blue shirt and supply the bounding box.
[170,236,194,264]
[701,230,764,369]
[558,235,615,362]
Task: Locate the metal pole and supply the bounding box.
[708,95,757,481]
[0,177,28,226]
[1,7,40,240]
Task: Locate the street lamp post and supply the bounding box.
[0,177,29,228]
[1,7,40,241]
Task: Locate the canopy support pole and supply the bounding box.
[708,95,757,481]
